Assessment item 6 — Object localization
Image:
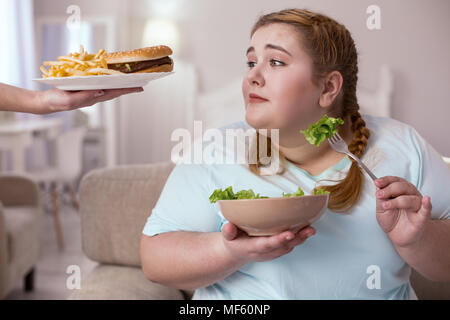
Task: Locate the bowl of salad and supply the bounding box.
[209,186,329,236]
[208,114,343,236]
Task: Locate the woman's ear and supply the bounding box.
[318,71,343,108]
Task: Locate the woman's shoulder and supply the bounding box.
[359,114,428,174]
[361,114,425,148]
[362,114,416,137]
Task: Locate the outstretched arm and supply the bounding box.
[0,82,143,114]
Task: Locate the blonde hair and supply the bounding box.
[248,9,370,213]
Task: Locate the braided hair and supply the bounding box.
[248,9,370,213]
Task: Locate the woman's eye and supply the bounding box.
[270,59,284,66]
[246,59,284,68]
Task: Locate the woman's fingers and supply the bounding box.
[221,222,239,241]
[262,231,294,252]
[61,87,144,109]
[221,223,316,263]
[381,195,422,212]
[374,176,402,188]
[375,180,421,199]
[222,222,315,254]
[258,226,316,253]
[89,87,144,104]
[418,196,432,221]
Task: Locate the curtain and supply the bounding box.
[0,0,36,90]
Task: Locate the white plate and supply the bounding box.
[33,72,174,91]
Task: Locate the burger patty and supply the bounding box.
[107,56,172,73]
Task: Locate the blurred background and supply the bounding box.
[0,0,449,300]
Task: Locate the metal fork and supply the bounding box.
[327,132,378,181]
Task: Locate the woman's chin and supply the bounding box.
[245,112,269,130]
[245,106,272,129]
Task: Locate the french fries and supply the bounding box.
[40,45,123,78]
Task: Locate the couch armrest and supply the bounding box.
[0,175,40,207]
[79,162,175,267]
[68,264,186,300]
[0,174,41,299]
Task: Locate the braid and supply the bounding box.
[348,110,370,158]
[315,109,370,213]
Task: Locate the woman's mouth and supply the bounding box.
[249,93,269,103]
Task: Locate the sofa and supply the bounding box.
[68,162,190,300]
[0,175,42,299]
[69,160,450,300]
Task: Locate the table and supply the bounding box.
[0,118,63,173]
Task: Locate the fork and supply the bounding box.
[327,132,378,181]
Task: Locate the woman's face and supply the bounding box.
[242,23,324,145]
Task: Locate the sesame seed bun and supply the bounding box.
[104,45,173,64]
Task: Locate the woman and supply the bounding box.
[140,9,450,299]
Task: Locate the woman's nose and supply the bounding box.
[246,67,265,87]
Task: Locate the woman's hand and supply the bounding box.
[220,222,316,264]
[375,176,432,248]
[35,87,144,114]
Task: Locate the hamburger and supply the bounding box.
[105,45,173,74]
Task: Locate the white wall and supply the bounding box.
[34,0,450,160]
[129,0,450,156]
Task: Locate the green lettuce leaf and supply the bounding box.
[282,187,305,197]
[209,186,268,203]
[209,185,329,203]
[313,187,330,195]
[299,114,344,146]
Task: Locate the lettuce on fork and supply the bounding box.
[299,114,344,146]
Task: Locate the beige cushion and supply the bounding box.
[79,162,175,267]
[68,264,184,300]
[2,206,42,294]
[0,176,40,207]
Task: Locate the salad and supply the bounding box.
[209,186,329,203]
[209,186,268,203]
[299,114,344,146]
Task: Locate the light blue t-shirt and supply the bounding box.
[142,114,450,300]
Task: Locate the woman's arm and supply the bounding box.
[394,219,450,282]
[375,176,450,282]
[0,82,143,114]
[140,231,245,290]
[0,83,37,113]
[140,223,315,290]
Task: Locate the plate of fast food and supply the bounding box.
[34,45,174,91]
